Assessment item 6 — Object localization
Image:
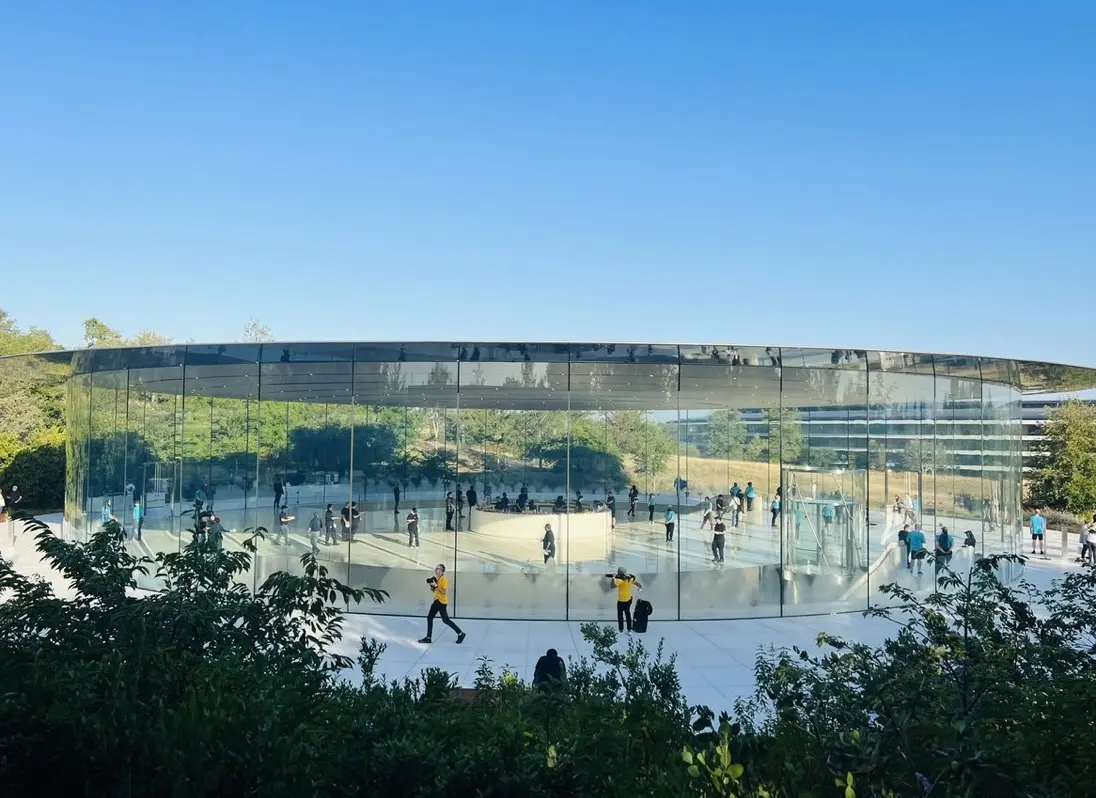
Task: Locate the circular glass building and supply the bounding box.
[7,342,1095,621]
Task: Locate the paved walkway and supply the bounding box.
[4,514,1084,716]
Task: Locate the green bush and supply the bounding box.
[3,511,1096,796]
[0,427,64,510]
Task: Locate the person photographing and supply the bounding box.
[419,564,465,645]
[605,566,641,633]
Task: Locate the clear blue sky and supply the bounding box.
[1,1,1093,364]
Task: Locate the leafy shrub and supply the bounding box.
[3,512,1096,797]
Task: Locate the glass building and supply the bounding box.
[6,342,1096,621]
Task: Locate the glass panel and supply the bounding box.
[454,359,569,619]
[779,354,870,615]
[87,370,128,542]
[348,360,458,617]
[678,359,783,619]
[568,359,678,622]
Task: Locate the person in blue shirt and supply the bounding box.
[133,499,144,541]
[907,524,927,574]
[1029,509,1047,555]
[663,506,676,542]
[745,482,756,511]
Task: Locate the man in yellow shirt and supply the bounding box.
[606,566,642,633]
[419,563,466,645]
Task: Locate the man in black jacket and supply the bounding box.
[533,648,566,686]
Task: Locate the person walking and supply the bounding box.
[663,506,676,542]
[770,493,781,527]
[455,485,465,521]
[273,478,283,511]
[418,564,466,644]
[712,518,726,563]
[445,492,456,531]
[700,496,713,531]
[542,522,556,564]
[607,567,641,633]
[324,504,338,545]
[628,484,639,520]
[307,511,323,556]
[277,505,294,546]
[393,484,401,514]
[1030,509,1047,555]
[648,492,656,523]
[606,489,617,529]
[406,506,420,547]
[133,499,145,541]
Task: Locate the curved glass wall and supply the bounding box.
[13,341,1073,619]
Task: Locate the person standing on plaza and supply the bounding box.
[324,503,338,545]
[393,483,401,514]
[907,523,927,575]
[607,567,641,633]
[272,478,283,511]
[466,483,478,530]
[712,518,726,563]
[455,485,465,521]
[606,489,617,529]
[1030,509,1047,555]
[445,492,456,531]
[133,498,145,541]
[663,505,676,542]
[406,506,420,547]
[897,523,911,568]
[770,492,781,527]
[648,492,656,523]
[542,522,556,565]
[745,482,756,512]
[628,484,639,520]
[419,564,466,645]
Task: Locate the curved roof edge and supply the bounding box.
[3,341,1096,395]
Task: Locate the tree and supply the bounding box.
[1028,399,1096,514]
[82,317,123,348]
[0,308,60,355]
[243,319,274,342]
[704,409,746,460]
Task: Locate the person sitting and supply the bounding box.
[532,648,566,686]
[527,498,538,513]
[552,495,567,513]
[963,530,977,548]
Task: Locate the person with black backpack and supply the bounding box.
[605,567,642,633]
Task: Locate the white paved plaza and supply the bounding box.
[5,511,1082,715]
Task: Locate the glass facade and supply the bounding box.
[8,341,1090,620]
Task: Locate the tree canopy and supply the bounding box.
[1028,399,1096,515]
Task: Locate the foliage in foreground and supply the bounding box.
[2,514,1096,796]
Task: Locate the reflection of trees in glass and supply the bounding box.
[1028,400,1096,514]
[704,409,746,460]
[897,440,953,473]
[745,408,804,464]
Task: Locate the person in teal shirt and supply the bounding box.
[663,507,676,542]
[745,482,756,511]
[907,524,927,574]
[1030,510,1047,555]
[133,499,144,541]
